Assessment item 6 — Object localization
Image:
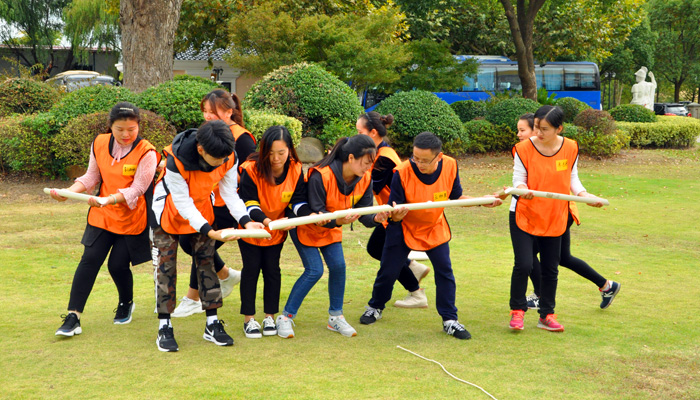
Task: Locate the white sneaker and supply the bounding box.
[408,260,430,283]
[220,268,241,299]
[262,316,277,336]
[172,296,204,318]
[276,315,295,338]
[394,288,428,308]
[408,251,429,261]
[243,318,262,339]
[327,315,357,337]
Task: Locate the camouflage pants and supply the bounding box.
[152,226,222,314]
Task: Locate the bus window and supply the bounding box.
[565,65,598,90]
[462,74,477,91]
[496,66,521,91]
[541,66,563,91]
[476,67,496,92]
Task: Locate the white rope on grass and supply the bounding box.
[396,345,498,400]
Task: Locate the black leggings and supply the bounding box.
[366,224,420,293]
[181,205,234,290]
[68,230,133,313]
[238,240,283,316]
[528,214,607,296]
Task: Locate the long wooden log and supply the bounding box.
[44,188,110,205]
[220,229,271,239]
[504,187,610,206]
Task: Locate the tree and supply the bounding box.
[174,0,239,64]
[63,0,120,64]
[649,0,700,102]
[120,0,184,92]
[393,39,477,92]
[498,0,546,100]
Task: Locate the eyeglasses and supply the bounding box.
[410,153,439,166]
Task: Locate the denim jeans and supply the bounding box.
[282,229,346,318]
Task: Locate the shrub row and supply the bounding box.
[618,116,700,148]
[0,78,62,118]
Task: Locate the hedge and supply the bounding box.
[0,114,58,176]
[617,116,700,148]
[485,98,540,133]
[609,104,657,123]
[243,109,303,146]
[451,100,487,123]
[463,119,515,153]
[557,97,591,123]
[0,78,62,117]
[137,79,215,132]
[50,85,139,130]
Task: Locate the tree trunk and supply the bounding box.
[499,0,546,101]
[120,0,184,93]
[674,81,682,102]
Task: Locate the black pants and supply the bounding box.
[528,214,607,296]
[509,211,561,318]
[68,230,134,313]
[366,224,419,293]
[238,240,283,316]
[181,205,234,290]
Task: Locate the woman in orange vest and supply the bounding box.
[511,113,621,311]
[509,106,606,333]
[360,132,501,340]
[357,111,430,308]
[172,89,257,318]
[275,135,389,339]
[151,120,264,352]
[236,125,308,338]
[52,102,157,337]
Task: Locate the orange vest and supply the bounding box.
[87,133,155,235]
[212,124,255,207]
[160,151,237,235]
[239,159,303,246]
[296,165,372,247]
[513,137,579,237]
[373,145,401,206]
[396,155,457,251]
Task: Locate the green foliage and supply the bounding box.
[0,113,57,175]
[485,97,540,133]
[175,0,238,60]
[609,104,657,123]
[573,109,617,136]
[601,19,657,86]
[242,109,303,146]
[537,87,558,106]
[63,0,120,63]
[317,118,356,149]
[374,90,463,156]
[243,63,363,137]
[618,116,700,148]
[137,79,215,132]
[0,78,61,115]
[49,85,138,131]
[571,109,627,157]
[557,97,591,123]
[52,110,176,169]
[463,119,515,153]
[451,100,487,123]
[173,74,222,88]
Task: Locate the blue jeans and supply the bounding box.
[283,229,346,318]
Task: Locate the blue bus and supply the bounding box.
[363,56,601,110]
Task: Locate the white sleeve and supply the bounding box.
[218,163,249,223]
[164,167,209,232]
[513,153,527,189]
[570,158,586,195]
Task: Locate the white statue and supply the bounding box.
[630,67,656,110]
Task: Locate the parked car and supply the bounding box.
[653,103,689,117]
[46,70,119,92]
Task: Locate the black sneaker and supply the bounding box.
[114,301,135,324]
[55,313,82,337]
[156,325,179,352]
[360,306,382,325]
[204,320,234,346]
[526,294,540,310]
[443,320,472,340]
[600,281,621,309]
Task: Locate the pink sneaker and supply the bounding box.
[509,310,525,330]
[537,314,564,332]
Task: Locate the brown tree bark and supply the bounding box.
[499,0,546,101]
[120,0,184,93]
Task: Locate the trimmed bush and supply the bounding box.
[451,100,487,123]
[52,111,177,169]
[571,109,627,157]
[485,98,540,133]
[173,74,223,88]
[0,114,57,176]
[317,118,357,149]
[50,85,139,130]
[557,97,591,123]
[0,78,61,116]
[138,80,215,132]
[617,115,700,148]
[573,109,616,136]
[243,109,303,146]
[463,119,516,153]
[374,90,464,156]
[609,104,657,123]
[243,62,363,137]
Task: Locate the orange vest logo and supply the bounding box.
[281,191,293,203]
[351,194,363,206]
[122,164,137,176]
[556,159,568,171]
[433,191,448,201]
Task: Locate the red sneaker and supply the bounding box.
[537,314,564,332]
[509,310,525,330]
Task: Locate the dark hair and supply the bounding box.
[196,120,235,159]
[534,106,565,129]
[358,111,394,137]
[519,113,535,130]
[200,89,245,127]
[413,132,442,153]
[108,102,140,132]
[248,125,299,185]
[314,135,377,168]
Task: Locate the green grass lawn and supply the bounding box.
[1,148,699,399]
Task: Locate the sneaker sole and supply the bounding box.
[156,338,178,352]
[394,302,429,308]
[55,326,82,337]
[244,332,262,339]
[277,332,294,338]
[263,330,277,336]
[203,333,234,346]
[537,322,564,332]
[600,283,621,309]
[359,318,378,325]
[509,324,524,331]
[415,267,431,282]
[327,325,357,337]
[114,303,135,325]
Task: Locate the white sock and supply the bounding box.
[443,319,456,327]
[206,315,218,325]
[601,280,611,291]
[159,318,170,329]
